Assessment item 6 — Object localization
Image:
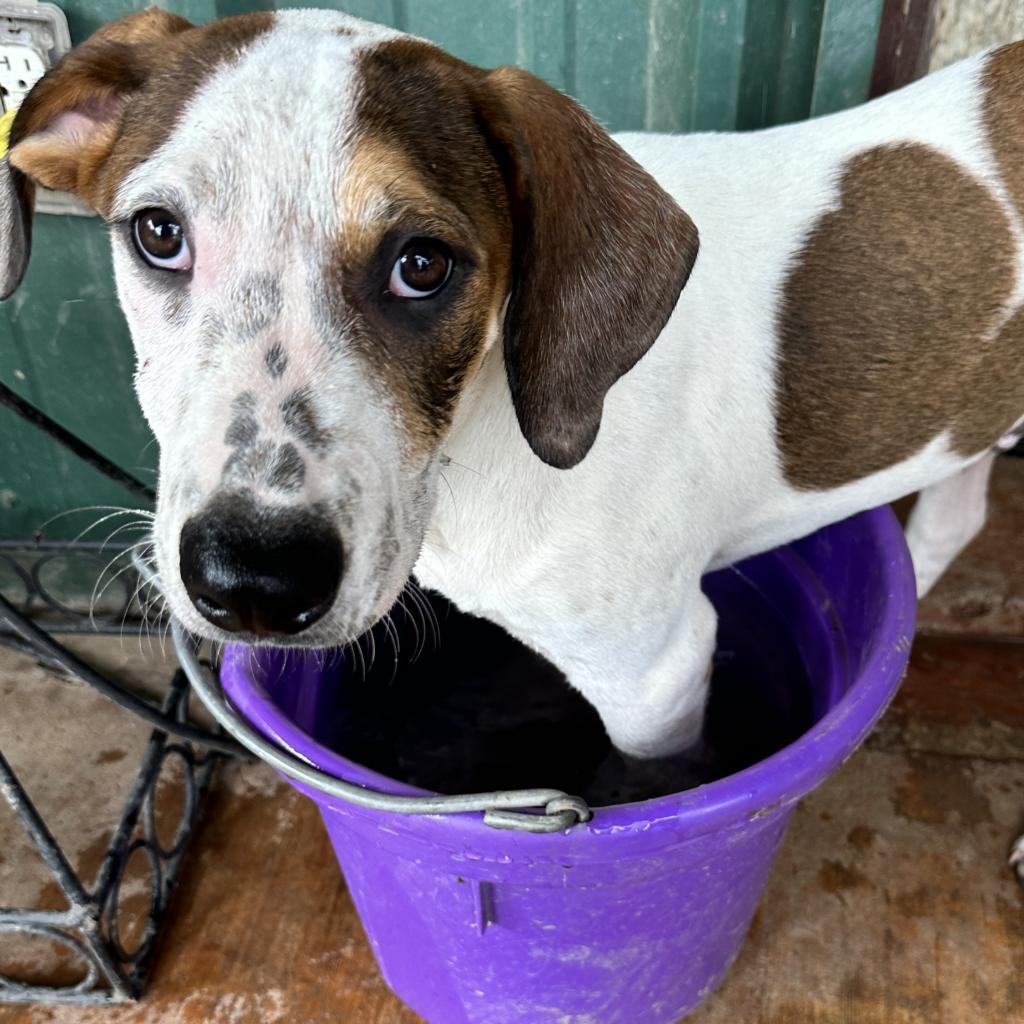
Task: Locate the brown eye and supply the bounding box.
[131,207,192,271]
[388,239,453,298]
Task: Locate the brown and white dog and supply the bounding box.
[2,8,1022,760]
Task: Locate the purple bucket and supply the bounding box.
[219,507,915,1023]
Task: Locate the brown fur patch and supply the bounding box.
[325,41,514,461]
[775,143,1022,490]
[984,42,1024,218]
[338,136,462,266]
[9,121,118,196]
[339,37,697,467]
[9,11,274,214]
[89,7,192,46]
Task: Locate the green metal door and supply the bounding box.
[0,0,885,539]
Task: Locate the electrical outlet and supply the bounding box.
[0,1,90,216]
[0,36,48,109]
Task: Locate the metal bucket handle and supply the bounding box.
[171,624,592,834]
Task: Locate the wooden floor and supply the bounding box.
[2,462,1024,1024]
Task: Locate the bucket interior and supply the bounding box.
[235,535,860,807]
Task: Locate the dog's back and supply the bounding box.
[612,44,1024,565]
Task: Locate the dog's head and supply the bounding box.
[1,8,698,646]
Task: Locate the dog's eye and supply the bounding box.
[388,239,453,298]
[131,208,192,271]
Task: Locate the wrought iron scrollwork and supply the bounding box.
[0,540,237,1003]
[0,366,242,1003]
[0,670,219,1003]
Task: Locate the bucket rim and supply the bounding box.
[220,505,916,846]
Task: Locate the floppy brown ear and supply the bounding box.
[0,7,193,299]
[476,67,699,469]
[0,158,33,299]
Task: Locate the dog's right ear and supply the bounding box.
[0,7,193,299]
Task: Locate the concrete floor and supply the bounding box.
[2,462,1024,1023]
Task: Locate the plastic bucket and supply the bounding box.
[219,507,915,1024]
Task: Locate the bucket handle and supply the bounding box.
[171,623,593,834]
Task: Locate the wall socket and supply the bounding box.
[0,0,91,216]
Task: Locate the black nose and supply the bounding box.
[179,495,343,637]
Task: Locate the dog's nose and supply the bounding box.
[179,497,342,637]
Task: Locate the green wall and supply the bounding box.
[0,0,884,539]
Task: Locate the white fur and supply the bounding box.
[905,453,995,596]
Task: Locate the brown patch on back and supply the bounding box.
[89,7,192,46]
[984,42,1024,218]
[775,143,1023,490]
[9,11,274,214]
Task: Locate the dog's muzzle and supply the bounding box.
[179,493,342,637]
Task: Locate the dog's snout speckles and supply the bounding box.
[224,437,272,484]
[225,391,259,449]
[281,387,329,452]
[221,390,307,493]
[201,312,227,345]
[264,343,288,379]
[266,441,306,492]
[231,273,283,339]
[223,391,264,483]
[198,312,228,369]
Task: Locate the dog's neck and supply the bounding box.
[416,341,566,617]
[426,341,541,532]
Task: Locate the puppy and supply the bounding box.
[2,8,1021,760]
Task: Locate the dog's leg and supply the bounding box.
[577,584,718,760]
[904,454,996,598]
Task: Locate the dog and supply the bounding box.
[2,7,1022,762]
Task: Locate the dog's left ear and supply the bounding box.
[475,67,699,469]
[0,7,193,298]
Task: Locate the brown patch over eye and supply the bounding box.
[330,50,513,463]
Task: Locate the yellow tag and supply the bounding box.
[0,107,16,160]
